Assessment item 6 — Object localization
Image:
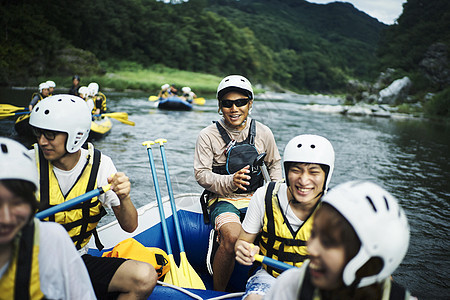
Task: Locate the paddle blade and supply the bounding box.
[0,113,16,120]
[193,97,205,105]
[0,104,28,113]
[162,255,193,289]
[180,252,206,290]
[149,95,159,101]
[115,117,135,126]
[103,113,135,126]
[102,112,129,119]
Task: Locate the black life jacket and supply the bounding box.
[212,119,263,194]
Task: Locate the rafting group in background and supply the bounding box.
[0,75,416,299]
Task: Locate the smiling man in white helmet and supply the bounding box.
[28,94,157,300]
[265,180,414,299]
[235,134,335,300]
[194,75,282,291]
[0,137,95,299]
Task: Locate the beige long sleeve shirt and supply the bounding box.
[194,117,282,200]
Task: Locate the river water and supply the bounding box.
[0,88,448,299]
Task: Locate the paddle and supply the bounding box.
[0,104,28,114]
[149,95,160,101]
[254,254,296,272]
[36,184,111,220]
[142,141,190,288]
[155,138,206,289]
[93,112,135,126]
[0,111,30,120]
[193,97,205,105]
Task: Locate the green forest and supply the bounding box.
[0,0,449,116]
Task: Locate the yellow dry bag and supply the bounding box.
[102,238,170,278]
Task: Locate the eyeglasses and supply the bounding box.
[221,98,250,108]
[31,127,60,141]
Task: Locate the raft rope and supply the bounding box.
[156,280,245,300]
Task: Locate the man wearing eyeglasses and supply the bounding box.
[194,75,283,291]
[28,95,157,300]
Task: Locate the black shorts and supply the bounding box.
[82,254,126,300]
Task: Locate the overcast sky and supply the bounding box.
[307,0,407,25]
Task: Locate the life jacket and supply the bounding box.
[35,143,107,250]
[0,219,45,300]
[102,238,170,279]
[92,92,107,114]
[298,260,410,300]
[212,119,263,194]
[30,92,44,101]
[260,181,319,277]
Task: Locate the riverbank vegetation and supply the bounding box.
[0,0,449,118]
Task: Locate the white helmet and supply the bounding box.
[0,137,38,189]
[29,94,91,153]
[216,75,254,101]
[39,82,50,93]
[283,134,334,191]
[322,180,410,288]
[78,86,89,98]
[161,83,170,90]
[88,82,99,97]
[46,80,56,88]
[182,86,191,94]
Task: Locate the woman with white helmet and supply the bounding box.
[28,82,50,111]
[181,86,197,103]
[28,94,157,299]
[235,134,335,299]
[265,180,414,300]
[46,80,56,96]
[0,137,96,299]
[194,75,283,291]
[158,83,171,99]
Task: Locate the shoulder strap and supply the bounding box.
[299,264,315,300]
[215,121,232,145]
[248,119,256,145]
[215,119,256,145]
[73,146,105,250]
[263,181,277,275]
[37,147,53,221]
[15,220,35,300]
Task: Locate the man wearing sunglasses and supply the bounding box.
[194,75,283,291]
[28,95,157,300]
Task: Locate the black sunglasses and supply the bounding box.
[32,127,60,141]
[221,98,250,108]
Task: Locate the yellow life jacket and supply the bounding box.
[30,92,44,101]
[92,92,107,114]
[35,143,106,250]
[102,238,170,279]
[0,219,44,300]
[259,181,319,277]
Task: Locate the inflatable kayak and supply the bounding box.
[157,96,193,111]
[89,116,113,141]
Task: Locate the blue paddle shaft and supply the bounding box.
[146,147,174,256]
[260,255,295,271]
[159,144,185,253]
[36,186,107,220]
